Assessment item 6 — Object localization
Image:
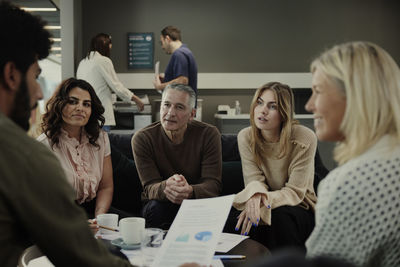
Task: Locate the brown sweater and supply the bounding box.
[233,124,317,225]
[132,120,222,202]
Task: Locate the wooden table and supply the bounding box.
[101,236,269,266]
[216,238,270,267]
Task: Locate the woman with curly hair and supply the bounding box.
[37,78,113,219]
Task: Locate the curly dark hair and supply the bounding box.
[0,1,52,79]
[41,78,105,149]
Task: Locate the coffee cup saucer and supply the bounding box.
[111,238,141,250]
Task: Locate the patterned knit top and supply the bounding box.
[306,134,400,267]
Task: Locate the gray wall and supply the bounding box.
[79,0,400,72]
[78,0,400,170]
[78,0,400,124]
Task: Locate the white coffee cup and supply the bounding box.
[119,217,145,244]
[96,213,118,235]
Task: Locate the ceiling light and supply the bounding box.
[21,7,57,12]
[45,26,61,30]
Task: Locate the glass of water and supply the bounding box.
[141,228,164,267]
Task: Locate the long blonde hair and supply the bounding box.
[311,41,400,165]
[250,82,298,165]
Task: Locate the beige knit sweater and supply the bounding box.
[233,124,318,225]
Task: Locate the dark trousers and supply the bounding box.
[224,205,314,252]
[142,200,180,230]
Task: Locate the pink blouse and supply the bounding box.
[37,129,111,203]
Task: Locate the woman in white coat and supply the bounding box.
[77,33,144,131]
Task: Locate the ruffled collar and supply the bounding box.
[60,127,89,147]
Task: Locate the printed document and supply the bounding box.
[154,61,160,78]
[154,61,162,94]
[216,232,249,253]
[151,195,235,267]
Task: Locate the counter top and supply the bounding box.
[215,114,313,119]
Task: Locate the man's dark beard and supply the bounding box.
[9,76,35,131]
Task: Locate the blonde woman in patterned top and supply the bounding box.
[305,42,400,267]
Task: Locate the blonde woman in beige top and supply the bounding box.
[229,82,317,251]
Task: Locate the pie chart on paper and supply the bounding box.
[195,231,212,242]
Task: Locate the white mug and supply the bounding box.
[119,217,145,244]
[96,213,118,235]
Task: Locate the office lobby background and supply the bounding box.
[73,0,400,121]
[16,0,400,169]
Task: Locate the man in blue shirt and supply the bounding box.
[153,26,198,98]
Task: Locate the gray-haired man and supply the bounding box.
[132,84,222,229]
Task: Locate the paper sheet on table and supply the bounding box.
[122,248,143,266]
[28,256,54,267]
[216,232,249,253]
[95,232,120,241]
[139,94,150,105]
[211,259,224,267]
[152,195,235,267]
[155,61,160,78]
[154,61,162,94]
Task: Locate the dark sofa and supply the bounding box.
[108,133,329,216]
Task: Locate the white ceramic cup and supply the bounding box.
[96,213,118,235]
[119,217,145,245]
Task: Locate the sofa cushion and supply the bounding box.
[314,148,329,194]
[221,161,244,196]
[108,133,134,161]
[110,144,142,216]
[221,134,241,162]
